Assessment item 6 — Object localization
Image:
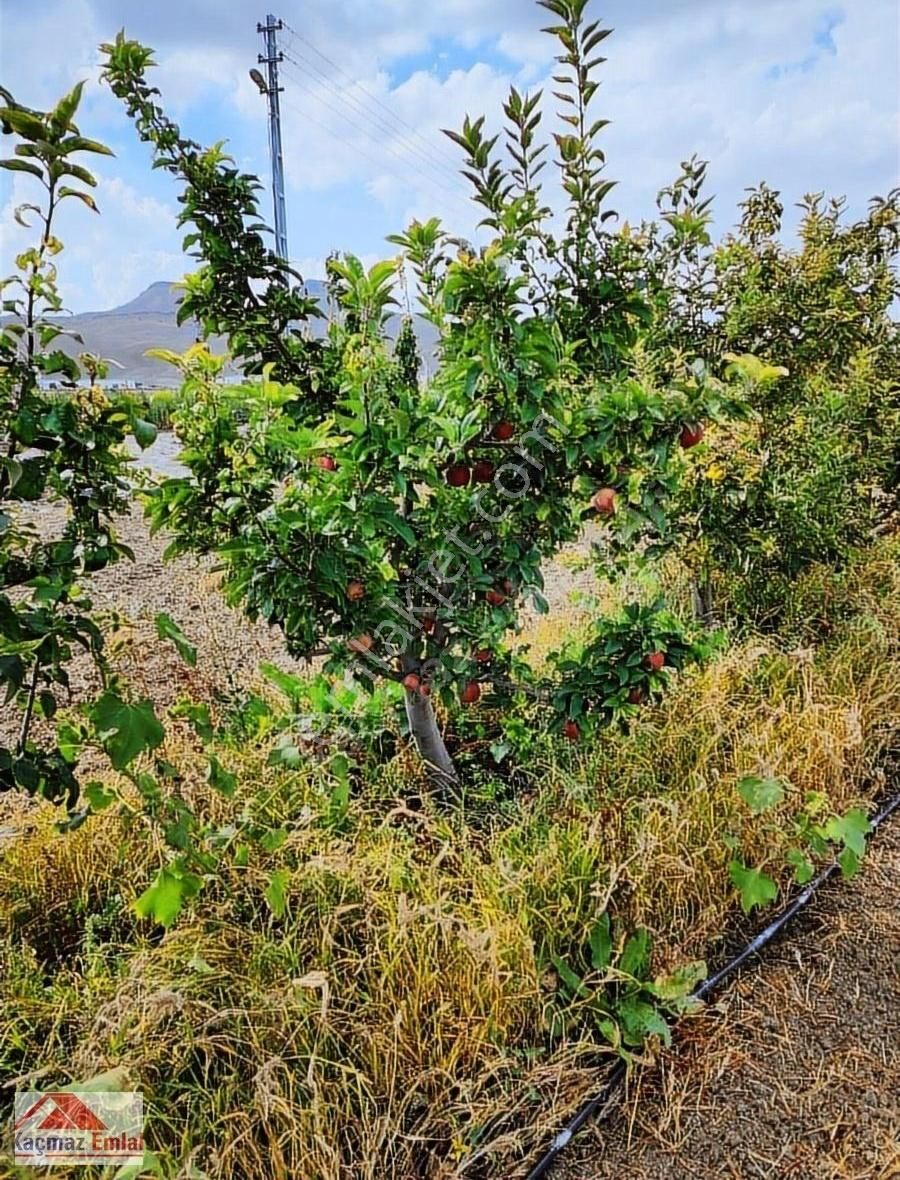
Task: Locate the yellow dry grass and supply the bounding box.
[0,542,897,1179]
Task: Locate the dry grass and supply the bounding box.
[0,542,898,1179]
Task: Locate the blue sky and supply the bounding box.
[1,0,897,313]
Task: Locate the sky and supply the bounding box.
[1,0,897,313]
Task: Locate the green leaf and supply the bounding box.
[132,417,158,450]
[737,775,785,814]
[155,611,197,666]
[550,954,589,999]
[786,847,815,885]
[264,868,290,918]
[135,865,201,927]
[648,960,707,1009]
[618,927,651,979]
[823,807,870,858]
[838,846,861,879]
[84,781,117,811]
[58,185,98,212]
[0,158,43,178]
[588,912,612,971]
[728,859,778,914]
[206,754,236,797]
[616,995,671,1046]
[90,692,164,770]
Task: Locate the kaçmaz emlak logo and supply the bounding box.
[13,1090,144,1166]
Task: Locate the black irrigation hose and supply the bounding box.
[522,788,900,1180]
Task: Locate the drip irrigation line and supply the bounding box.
[521,786,900,1180]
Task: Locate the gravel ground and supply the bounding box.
[555,812,900,1180]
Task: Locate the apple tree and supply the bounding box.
[0,83,167,814]
[101,0,732,789]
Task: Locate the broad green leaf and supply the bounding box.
[786,847,815,885]
[589,912,612,971]
[648,960,707,1008]
[135,865,201,927]
[616,995,671,1046]
[90,692,164,770]
[550,954,589,998]
[838,846,861,879]
[206,754,236,797]
[84,781,117,811]
[737,775,785,814]
[728,859,778,914]
[823,807,870,857]
[155,611,197,666]
[619,927,651,980]
[265,868,290,918]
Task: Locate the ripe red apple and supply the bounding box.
[445,462,471,488]
[315,454,337,471]
[461,681,481,705]
[402,673,421,692]
[418,682,432,698]
[491,421,515,441]
[680,422,705,449]
[486,589,507,607]
[421,615,436,634]
[563,719,580,741]
[628,686,645,705]
[645,651,665,672]
[473,460,495,483]
[591,487,618,517]
[347,634,373,654]
[346,580,365,602]
[474,648,493,663]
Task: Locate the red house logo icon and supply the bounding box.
[15,1092,107,1132]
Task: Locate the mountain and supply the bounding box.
[6,280,437,386]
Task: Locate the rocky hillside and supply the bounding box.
[6,280,438,385]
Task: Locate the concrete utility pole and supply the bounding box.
[254,14,288,264]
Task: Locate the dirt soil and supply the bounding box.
[556,815,900,1180]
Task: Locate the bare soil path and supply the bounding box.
[557,814,900,1180]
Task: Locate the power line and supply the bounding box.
[279,48,468,200]
[277,63,475,220]
[280,20,464,173]
[275,82,476,224]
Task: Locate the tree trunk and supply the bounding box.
[691,574,715,626]
[405,689,459,792]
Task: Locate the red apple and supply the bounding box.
[315,454,337,471]
[491,421,515,441]
[680,423,705,449]
[421,615,436,634]
[474,648,493,663]
[473,460,495,483]
[461,681,481,705]
[347,634,373,654]
[486,589,507,607]
[346,580,365,602]
[591,487,618,517]
[402,673,421,692]
[563,720,580,741]
[418,682,432,698]
[627,686,645,705]
[645,651,665,672]
[445,463,471,488]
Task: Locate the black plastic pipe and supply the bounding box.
[522,788,900,1180]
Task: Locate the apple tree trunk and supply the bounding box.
[405,689,459,791]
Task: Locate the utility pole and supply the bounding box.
[254,14,288,264]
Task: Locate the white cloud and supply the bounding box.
[1,0,897,311]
